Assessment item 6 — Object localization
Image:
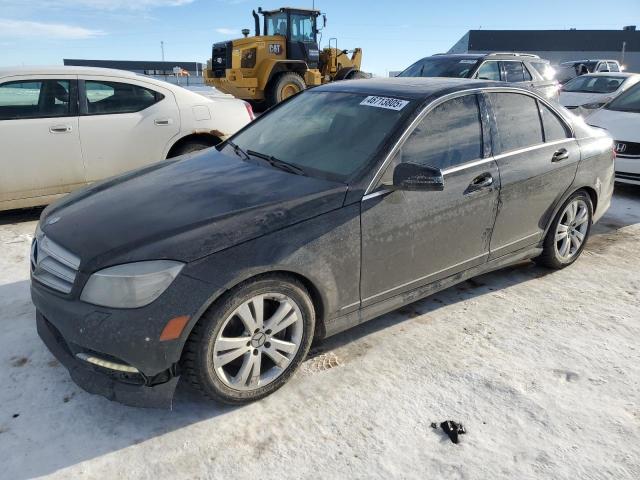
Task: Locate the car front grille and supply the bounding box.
[614,140,640,158]
[31,232,80,294]
[616,171,640,181]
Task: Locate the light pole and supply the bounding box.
[161,41,165,62]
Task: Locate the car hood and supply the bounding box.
[587,109,640,142]
[41,149,347,271]
[559,91,610,106]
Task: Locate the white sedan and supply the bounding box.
[588,81,640,185]
[0,66,254,211]
[559,72,640,117]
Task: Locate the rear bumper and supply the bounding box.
[37,312,179,408]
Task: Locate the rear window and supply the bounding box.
[606,82,640,113]
[398,57,479,78]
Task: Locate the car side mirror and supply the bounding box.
[392,162,444,191]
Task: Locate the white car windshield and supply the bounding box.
[606,83,640,113]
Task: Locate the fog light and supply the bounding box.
[76,353,139,373]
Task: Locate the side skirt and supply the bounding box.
[323,245,542,338]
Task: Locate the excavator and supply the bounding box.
[205,6,366,108]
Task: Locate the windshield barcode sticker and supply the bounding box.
[360,96,409,111]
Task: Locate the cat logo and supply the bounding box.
[269,44,282,55]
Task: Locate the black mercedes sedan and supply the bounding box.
[31,78,615,408]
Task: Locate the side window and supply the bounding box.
[608,62,620,72]
[538,102,571,142]
[400,94,483,170]
[489,92,543,153]
[85,81,163,115]
[502,62,526,82]
[476,61,501,81]
[523,64,533,81]
[0,80,71,120]
[596,62,609,72]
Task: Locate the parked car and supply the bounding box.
[0,66,254,211]
[32,78,614,408]
[555,59,624,84]
[398,53,560,100]
[588,81,640,185]
[559,72,640,116]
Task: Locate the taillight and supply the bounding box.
[244,101,255,121]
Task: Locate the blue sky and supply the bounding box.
[0,0,638,76]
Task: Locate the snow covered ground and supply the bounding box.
[0,185,638,480]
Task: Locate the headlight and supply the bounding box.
[80,260,184,308]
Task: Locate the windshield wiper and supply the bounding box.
[226,140,250,161]
[246,150,307,176]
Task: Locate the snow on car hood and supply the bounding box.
[587,108,640,142]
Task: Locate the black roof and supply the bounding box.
[315,77,506,100]
[467,30,640,52]
[64,59,204,71]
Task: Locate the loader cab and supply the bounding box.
[261,7,321,68]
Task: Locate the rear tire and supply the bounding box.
[182,274,315,404]
[535,190,593,269]
[266,72,306,107]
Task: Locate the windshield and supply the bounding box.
[226,91,414,182]
[605,82,640,113]
[563,75,626,93]
[265,12,288,36]
[398,57,479,78]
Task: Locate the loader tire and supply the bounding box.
[266,72,306,107]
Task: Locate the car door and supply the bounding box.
[78,77,180,182]
[486,91,580,259]
[360,93,500,305]
[0,76,85,208]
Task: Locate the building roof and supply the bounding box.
[63,59,203,71]
[466,29,640,52]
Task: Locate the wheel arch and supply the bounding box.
[542,185,598,240]
[183,268,328,351]
[166,132,223,159]
[264,61,308,89]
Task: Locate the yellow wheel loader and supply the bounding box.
[205,7,366,108]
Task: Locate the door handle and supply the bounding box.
[465,173,493,194]
[552,148,570,162]
[49,125,72,133]
[154,118,173,126]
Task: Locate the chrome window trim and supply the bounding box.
[363,86,575,196]
[492,137,574,161]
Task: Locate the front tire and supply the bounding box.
[535,190,593,269]
[182,275,315,404]
[266,72,306,107]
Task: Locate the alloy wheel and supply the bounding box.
[212,293,303,391]
[554,198,589,261]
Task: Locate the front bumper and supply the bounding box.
[31,272,217,408]
[615,156,640,185]
[37,312,179,408]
